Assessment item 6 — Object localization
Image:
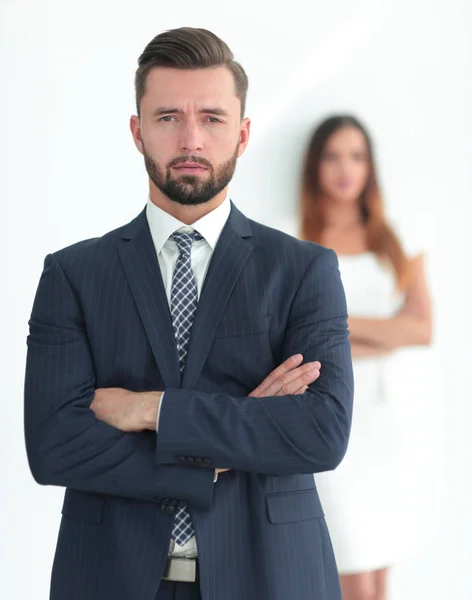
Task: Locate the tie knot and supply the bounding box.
[172,230,203,255]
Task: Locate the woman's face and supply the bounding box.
[318,126,370,204]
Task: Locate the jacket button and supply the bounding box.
[186,457,195,464]
[160,502,176,516]
[202,458,212,466]
[194,457,203,466]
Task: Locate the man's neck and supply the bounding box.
[149,186,228,225]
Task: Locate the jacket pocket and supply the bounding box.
[61,489,105,524]
[265,488,324,524]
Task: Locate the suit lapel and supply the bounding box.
[181,205,254,389]
[117,210,181,389]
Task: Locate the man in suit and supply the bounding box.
[24,27,354,600]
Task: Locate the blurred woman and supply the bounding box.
[300,115,433,600]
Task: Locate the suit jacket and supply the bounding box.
[24,203,354,600]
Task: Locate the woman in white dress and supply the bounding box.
[299,116,433,600]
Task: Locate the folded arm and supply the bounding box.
[155,249,354,475]
[24,253,214,509]
[349,254,433,348]
[350,341,390,359]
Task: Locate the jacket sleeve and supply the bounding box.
[155,249,354,475]
[24,253,214,509]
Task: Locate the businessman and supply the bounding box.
[24,27,354,600]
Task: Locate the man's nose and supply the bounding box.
[178,120,203,153]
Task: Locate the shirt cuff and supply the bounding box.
[156,391,165,432]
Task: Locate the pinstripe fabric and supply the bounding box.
[24,202,353,600]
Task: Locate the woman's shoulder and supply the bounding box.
[267,210,436,261]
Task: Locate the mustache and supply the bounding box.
[168,155,213,170]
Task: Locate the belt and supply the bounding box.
[163,540,199,583]
[162,556,199,583]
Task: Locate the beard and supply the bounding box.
[143,144,239,206]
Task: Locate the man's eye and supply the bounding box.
[159,116,175,122]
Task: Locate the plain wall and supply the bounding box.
[1,1,471,598]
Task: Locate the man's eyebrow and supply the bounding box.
[152,107,181,116]
[198,108,229,116]
[152,107,229,117]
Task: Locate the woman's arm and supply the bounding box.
[350,341,392,360]
[349,254,433,349]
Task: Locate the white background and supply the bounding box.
[1,0,471,598]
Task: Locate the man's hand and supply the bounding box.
[249,354,320,398]
[216,355,320,476]
[91,388,162,432]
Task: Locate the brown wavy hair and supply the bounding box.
[300,115,411,290]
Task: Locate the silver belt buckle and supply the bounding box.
[162,557,197,583]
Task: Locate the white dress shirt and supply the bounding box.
[145,196,231,558]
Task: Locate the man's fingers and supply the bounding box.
[257,353,304,392]
[277,363,319,393]
[277,366,320,396]
[250,354,303,396]
[302,366,320,382]
[250,360,321,398]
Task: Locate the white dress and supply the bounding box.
[314,230,439,574]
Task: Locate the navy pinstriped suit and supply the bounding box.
[24,202,354,600]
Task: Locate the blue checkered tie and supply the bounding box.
[170,230,203,546]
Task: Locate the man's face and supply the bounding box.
[131,66,250,206]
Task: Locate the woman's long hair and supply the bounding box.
[300,115,411,289]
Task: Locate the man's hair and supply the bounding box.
[135,27,248,118]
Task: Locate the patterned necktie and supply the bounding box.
[170,230,203,546]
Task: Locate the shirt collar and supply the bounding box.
[146,197,231,255]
